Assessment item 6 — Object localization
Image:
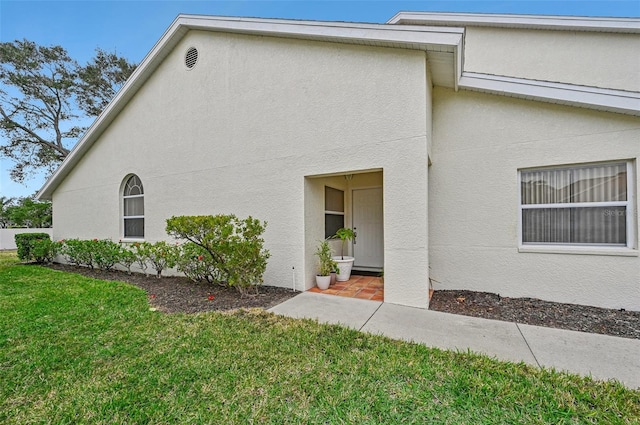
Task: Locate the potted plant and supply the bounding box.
[315,240,337,290]
[331,227,355,281]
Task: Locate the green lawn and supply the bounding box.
[1,251,638,424]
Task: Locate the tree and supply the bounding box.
[6,197,52,228]
[0,196,15,228]
[0,40,136,183]
[75,48,137,117]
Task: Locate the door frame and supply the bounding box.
[351,185,384,272]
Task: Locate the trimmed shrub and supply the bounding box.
[117,244,138,274]
[175,242,223,283]
[61,239,89,268]
[166,214,270,293]
[14,233,56,263]
[90,239,122,271]
[133,241,178,278]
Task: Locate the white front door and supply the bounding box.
[352,187,383,270]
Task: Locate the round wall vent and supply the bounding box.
[185,47,198,69]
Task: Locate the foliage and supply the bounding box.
[14,232,56,263]
[75,48,137,117]
[30,237,58,263]
[175,241,222,283]
[130,242,149,274]
[58,239,179,276]
[4,197,51,228]
[0,196,13,228]
[117,243,138,274]
[315,240,337,276]
[0,39,136,182]
[60,239,94,269]
[89,239,122,271]
[133,241,178,278]
[166,215,270,293]
[1,259,638,424]
[331,227,355,259]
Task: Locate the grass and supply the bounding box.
[1,251,638,424]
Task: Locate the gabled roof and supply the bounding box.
[37,13,640,200]
[37,15,464,200]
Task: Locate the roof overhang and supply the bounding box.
[387,11,640,33]
[37,15,463,200]
[459,73,640,116]
[37,13,640,200]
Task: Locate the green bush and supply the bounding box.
[32,238,59,263]
[60,239,142,273]
[166,215,270,293]
[90,239,121,271]
[60,239,95,268]
[14,233,56,263]
[133,241,178,278]
[117,244,138,274]
[175,242,223,283]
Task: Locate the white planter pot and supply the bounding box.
[332,256,355,281]
[315,275,331,290]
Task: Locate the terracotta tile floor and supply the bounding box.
[308,275,384,301]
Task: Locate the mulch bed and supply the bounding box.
[45,264,639,340]
[46,263,298,314]
[429,290,640,340]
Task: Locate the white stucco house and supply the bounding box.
[38,12,640,311]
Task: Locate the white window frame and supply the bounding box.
[325,186,345,239]
[518,160,637,256]
[122,175,145,241]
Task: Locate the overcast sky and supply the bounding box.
[1,0,639,198]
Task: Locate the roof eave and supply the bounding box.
[387,11,640,33]
[459,72,640,116]
[37,16,463,200]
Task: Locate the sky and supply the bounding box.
[1,0,639,198]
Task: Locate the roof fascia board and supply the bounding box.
[37,16,463,200]
[177,15,464,47]
[459,72,640,115]
[388,12,640,33]
[187,14,466,34]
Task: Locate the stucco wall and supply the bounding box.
[0,228,53,250]
[463,27,640,92]
[430,87,640,310]
[52,31,430,307]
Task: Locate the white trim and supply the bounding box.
[521,201,628,209]
[518,246,638,257]
[121,174,145,239]
[626,161,637,249]
[458,72,640,116]
[387,12,640,33]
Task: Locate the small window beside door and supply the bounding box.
[325,186,344,239]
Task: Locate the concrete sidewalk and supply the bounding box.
[269,292,640,389]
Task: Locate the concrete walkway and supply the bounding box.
[269,292,640,389]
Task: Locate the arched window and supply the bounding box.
[123,175,144,238]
